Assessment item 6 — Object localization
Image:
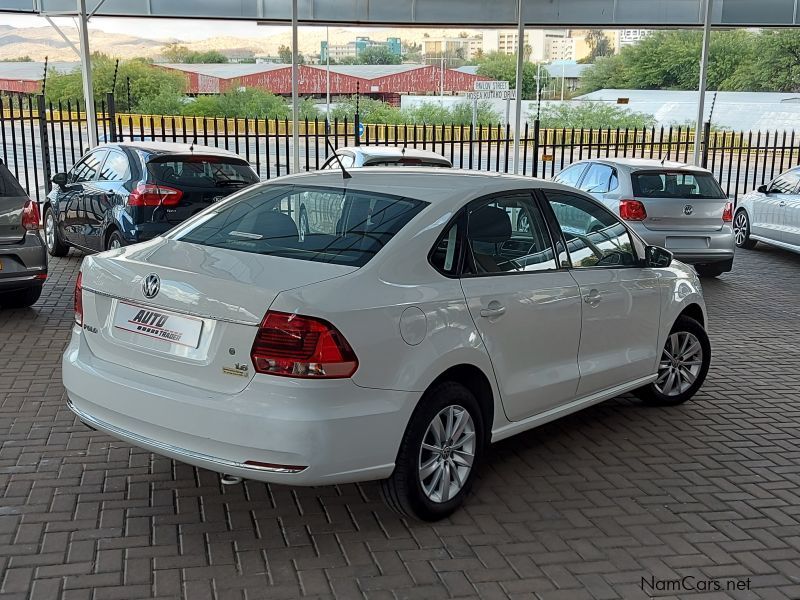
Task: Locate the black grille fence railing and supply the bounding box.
[2,92,799,209]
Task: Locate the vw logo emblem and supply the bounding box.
[683,204,694,216]
[142,273,160,299]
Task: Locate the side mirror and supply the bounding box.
[757,184,768,194]
[52,172,67,188]
[645,245,673,268]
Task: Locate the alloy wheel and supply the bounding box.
[45,212,55,251]
[418,405,475,503]
[109,238,121,250]
[733,212,748,246]
[655,331,704,397]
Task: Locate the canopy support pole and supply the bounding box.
[291,0,300,173]
[512,0,524,174]
[693,0,713,165]
[77,0,97,148]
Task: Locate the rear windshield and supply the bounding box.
[175,184,427,267]
[0,162,26,197]
[147,155,258,189]
[362,158,451,168]
[632,171,727,199]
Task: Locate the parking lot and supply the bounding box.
[1,245,800,600]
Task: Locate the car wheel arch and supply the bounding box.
[103,225,120,249]
[424,363,495,441]
[678,302,704,328]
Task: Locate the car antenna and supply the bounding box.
[324,120,351,179]
[660,156,667,166]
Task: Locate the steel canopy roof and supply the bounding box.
[1,0,799,26]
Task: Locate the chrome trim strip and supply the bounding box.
[82,286,259,326]
[66,397,306,474]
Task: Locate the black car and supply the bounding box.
[0,159,48,308]
[44,142,259,256]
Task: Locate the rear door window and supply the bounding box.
[580,163,616,194]
[632,171,726,199]
[175,184,427,267]
[553,163,588,188]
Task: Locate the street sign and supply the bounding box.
[474,80,510,91]
[358,122,364,137]
[464,90,517,100]
[542,154,554,162]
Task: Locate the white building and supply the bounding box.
[481,29,574,62]
[423,36,483,59]
[616,29,653,50]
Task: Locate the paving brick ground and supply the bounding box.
[2,245,800,600]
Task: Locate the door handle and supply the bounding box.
[583,289,602,306]
[779,201,787,207]
[479,302,506,318]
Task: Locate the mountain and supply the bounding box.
[0,24,479,62]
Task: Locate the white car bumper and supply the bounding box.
[63,328,418,486]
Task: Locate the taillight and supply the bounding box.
[20,200,40,230]
[128,184,183,207]
[250,311,358,378]
[722,202,733,222]
[74,272,83,326]
[619,199,647,221]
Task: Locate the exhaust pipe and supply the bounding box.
[220,474,243,486]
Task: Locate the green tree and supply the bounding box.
[357,46,402,65]
[1,56,32,62]
[277,45,305,64]
[584,29,613,61]
[44,53,186,112]
[475,52,540,99]
[537,102,656,129]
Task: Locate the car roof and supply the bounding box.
[102,141,244,159]
[337,145,450,162]
[574,157,711,173]
[266,167,574,205]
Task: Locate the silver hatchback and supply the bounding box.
[552,158,735,277]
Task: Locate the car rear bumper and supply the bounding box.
[0,230,47,291]
[62,327,417,486]
[630,223,735,265]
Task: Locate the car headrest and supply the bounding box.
[468,205,512,243]
[638,174,664,194]
[255,211,299,242]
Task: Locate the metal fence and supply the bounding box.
[3,93,800,205]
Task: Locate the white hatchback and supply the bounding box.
[63,168,711,520]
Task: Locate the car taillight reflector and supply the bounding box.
[619,199,647,221]
[74,272,83,326]
[128,183,183,207]
[250,311,358,378]
[20,200,40,230]
[722,202,733,222]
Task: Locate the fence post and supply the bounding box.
[106,92,117,142]
[700,120,711,169]
[532,118,540,179]
[36,94,52,198]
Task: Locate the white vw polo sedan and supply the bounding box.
[64,168,711,521]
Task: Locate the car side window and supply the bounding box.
[580,163,615,194]
[464,194,557,275]
[545,190,638,269]
[98,150,130,182]
[553,163,587,188]
[429,216,464,276]
[70,150,106,183]
[768,171,800,194]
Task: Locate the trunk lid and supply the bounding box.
[80,238,356,393]
[146,154,258,225]
[0,162,29,245]
[631,169,729,232]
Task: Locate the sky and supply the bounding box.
[4,14,285,40]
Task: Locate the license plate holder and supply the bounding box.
[113,301,203,349]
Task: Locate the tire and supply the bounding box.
[298,206,310,242]
[635,315,711,406]
[516,212,530,233]
[695,258,733,278]
[0,285,42,309]
[733,209,757,249]
[44,207,69,257]
[380,381,485,521]
[106,230,125,251]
